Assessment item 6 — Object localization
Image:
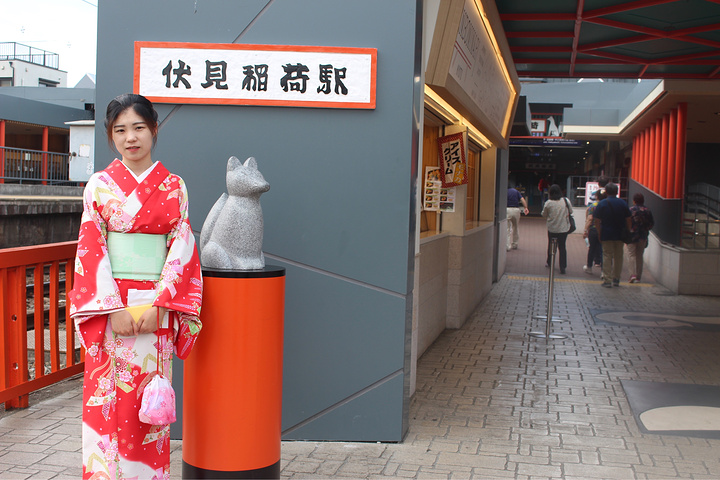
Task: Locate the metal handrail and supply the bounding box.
[0,42,60,70]
[683,183,720,249]
[0,241,83,409]
[0,146,74,185]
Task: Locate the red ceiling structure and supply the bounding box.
[496,0,720,79]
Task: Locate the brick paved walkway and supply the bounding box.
[2,219,720,478]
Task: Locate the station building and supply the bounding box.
[2,0,719,443]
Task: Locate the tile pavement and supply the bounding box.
[2,221,720,478]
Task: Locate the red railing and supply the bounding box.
[0,241,83,409]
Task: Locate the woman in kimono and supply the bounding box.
[69,93,203,480]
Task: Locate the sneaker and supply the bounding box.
[601,281,612,288]
[629,275,638,283]
[560,268,566,274]
[583,265,592,275]
[512,245,518,250]
[612,279,620,287]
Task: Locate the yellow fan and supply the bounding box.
[125,304,153,323]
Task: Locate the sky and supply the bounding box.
[1,0,98,86]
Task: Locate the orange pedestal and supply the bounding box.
[183,266,285,479]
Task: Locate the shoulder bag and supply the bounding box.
[564,198,576,233]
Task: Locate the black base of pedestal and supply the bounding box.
[182,460,280,479]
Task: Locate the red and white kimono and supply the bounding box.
[70,159,202,480]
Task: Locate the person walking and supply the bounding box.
[627,193,655,283]
[507,186,529,251]
[541,184,572,274]
[583,187,605,275]
[593,183,631,287]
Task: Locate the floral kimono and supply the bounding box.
[70,159,202,480]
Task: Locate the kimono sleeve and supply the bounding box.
[68,177,125,352]
[154,177,203,359]
[69,177,124,322]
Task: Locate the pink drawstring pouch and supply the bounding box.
[139,307,177,425]
[139,371,176,425]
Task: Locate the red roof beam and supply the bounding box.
[515,70,717,79]
[655,49,720,64]
[569,0,586,77]
[578,34,656,51]
[499,13,575,21]
[666,23,720,38]
[510,46,573,52]
[512,58,635,65]
[505,31,575,38]
[585,17,670,36]
[581,50,646,64]
[672,35,720,50]
[586,18,720,50]
[583,0,678,19]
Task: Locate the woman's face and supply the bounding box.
[111,107,155,169]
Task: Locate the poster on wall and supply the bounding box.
[424,166,456,212]
[437,132,467,188]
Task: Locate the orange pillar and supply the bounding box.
[184,267,285,479]
[643,127,652,189]
[648,126,656,193]
[638,132,646,186]
[659,114,669,198]
[675,102,687,200]
[629,137,638,180]
[41,126,49,185]
[667,108,677,198]
[654,121,662,194]
[0,119,5,184]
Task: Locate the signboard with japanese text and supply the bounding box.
[423,167,456,212]
[134,41,377,109]
[530,119,546,136]
[437,132,467,188]
[425,0,519,148]
[585,182,620,205]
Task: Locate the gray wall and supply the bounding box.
[97,0,421,441]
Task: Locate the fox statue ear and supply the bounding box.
[227,156,242,171]
[243,157,258,170]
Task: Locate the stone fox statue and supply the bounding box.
[200,156,270,270]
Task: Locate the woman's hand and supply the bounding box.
[135,307,167,335]
[109,310,137,336]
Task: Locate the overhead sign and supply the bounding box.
[510,137,583,147]
[134,41,377,109]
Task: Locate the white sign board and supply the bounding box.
[134,41,377,109]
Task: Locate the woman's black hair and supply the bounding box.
[104,93,159,148]
[549,184,562,200]
[633,192,645,205]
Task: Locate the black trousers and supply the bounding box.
[586,228,602,267]
[547,231,568,270]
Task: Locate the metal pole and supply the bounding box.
[530,237,567,340]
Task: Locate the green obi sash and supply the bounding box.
[107,232,168,280]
